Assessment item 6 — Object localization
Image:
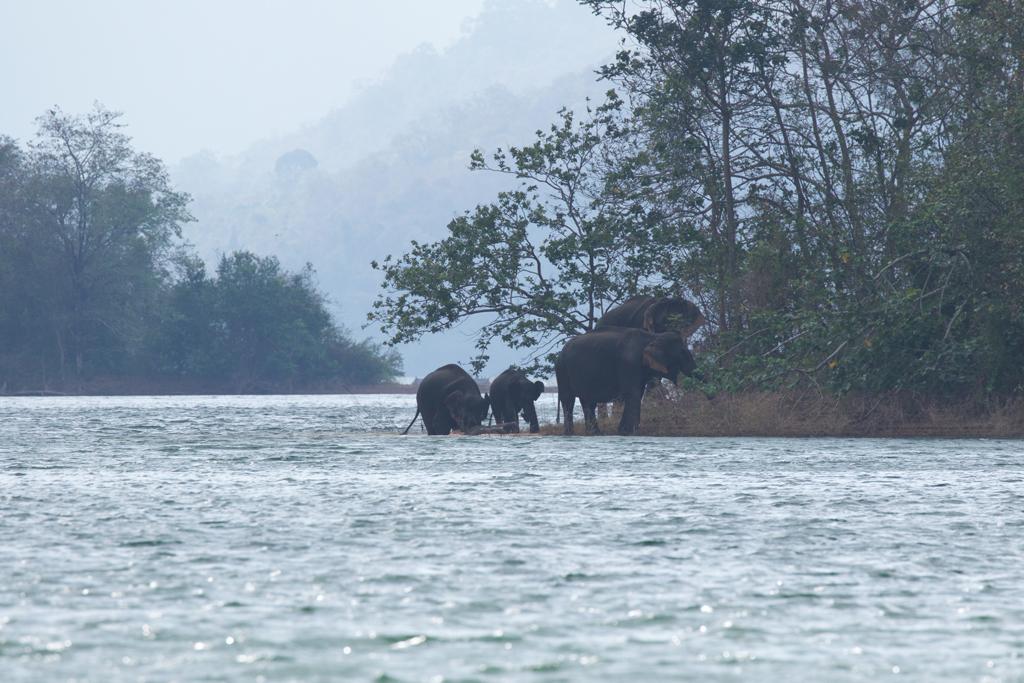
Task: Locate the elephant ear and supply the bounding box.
[645,297,706,338]
[518,379,544,402]
[530,380,545,401]
[674,301,706,340]
[642,341,670,375]
[641,301,660,332]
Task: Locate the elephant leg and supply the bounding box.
[522,403,540,434]
[506,402,520,433]
[421,409,437,435]
[429,413,452,435]
[500,413,519,433]
[559,393,575,435]
[583,400,601,435]
[580,401,592,433]
[618,392,643,435]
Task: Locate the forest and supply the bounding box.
[0,108,400,393]
[372,0,1024,407]
[3,0,1023,415]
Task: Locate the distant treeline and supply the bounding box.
[373,0,1024,398]
[0,108,400,393]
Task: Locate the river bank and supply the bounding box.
[543,389,1024,438]
[3,381,1020,437]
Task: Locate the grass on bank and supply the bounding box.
[541,387,1024,438]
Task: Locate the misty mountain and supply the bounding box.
[172,0,617,376]
[222,0,615,175]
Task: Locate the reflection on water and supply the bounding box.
[1,394,1022,681]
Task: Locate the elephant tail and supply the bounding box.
[401,408,421,435]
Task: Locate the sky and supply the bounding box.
[0,0,486,161]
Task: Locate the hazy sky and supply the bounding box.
[1,0,486,161]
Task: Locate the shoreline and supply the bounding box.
[0,378,561,397]
[0,381,422,397]
[2,385,1021,438]
[542,390,1024,439]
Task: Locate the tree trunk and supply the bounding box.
[720,79,738,331]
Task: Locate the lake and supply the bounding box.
[2,394,1022,681]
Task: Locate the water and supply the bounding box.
[1,395,1022,682]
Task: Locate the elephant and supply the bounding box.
[597,295,705,340]
[489,367,545,433]
[555,327,697,435]
[402,364,490,435]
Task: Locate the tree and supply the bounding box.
[371,0,1024,396]
[18,104,192,379]
[574,0,1024,395]
[585,0,786,331]
[214,252,335,385]
[370,96,681,372]
[148,251,403,389]
[0,139,42,384]
[2,105,403,391]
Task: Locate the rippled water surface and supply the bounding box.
[2,394,1023,682]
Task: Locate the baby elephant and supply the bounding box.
[489,367,545,433]
[402,364,490,435]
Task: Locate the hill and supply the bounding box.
[172,0,617,376]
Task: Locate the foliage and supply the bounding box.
[148,252,402,388]
[586,0,1024,396]
[0,105,190,381]
[0,106,401,391]
[372,0,1024,396]
[371,96,685,373]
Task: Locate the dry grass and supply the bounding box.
[542,388,1024,438]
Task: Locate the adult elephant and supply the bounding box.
[555,327,696,435]
[489,367,545,433]
[597,295,705,339]
[402,364,490,435]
